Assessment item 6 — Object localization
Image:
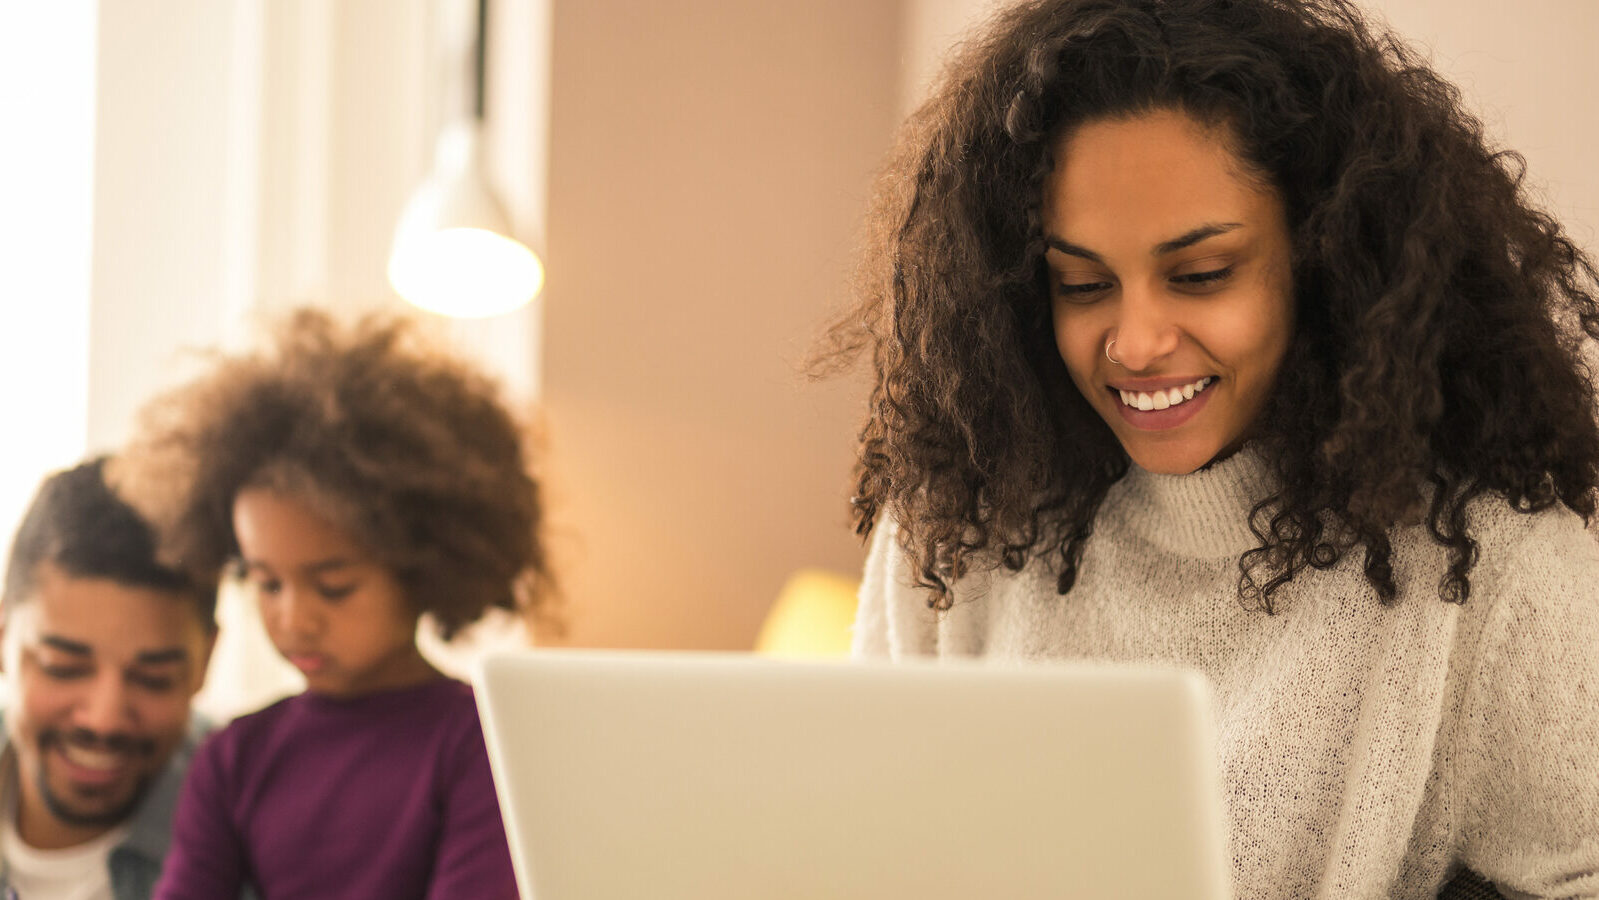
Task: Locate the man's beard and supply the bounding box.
[35,727,159,829]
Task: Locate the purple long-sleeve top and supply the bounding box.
[153,678,518,900]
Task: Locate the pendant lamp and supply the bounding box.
[387,0,543,318]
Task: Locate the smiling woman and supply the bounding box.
[826,0,1599,897]
[1043,110,1296,475]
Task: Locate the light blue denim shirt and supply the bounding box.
[0,711,205,900]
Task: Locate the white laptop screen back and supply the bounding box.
[475,650,1232,900]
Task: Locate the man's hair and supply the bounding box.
[2,457,215,626]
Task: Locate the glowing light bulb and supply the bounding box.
[388,227,544,318]
[387,122,544,318]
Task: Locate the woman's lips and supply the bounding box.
[1108,378,1216,430]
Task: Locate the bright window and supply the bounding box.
[0,3,97,550]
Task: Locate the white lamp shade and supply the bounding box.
[388,123,545,318]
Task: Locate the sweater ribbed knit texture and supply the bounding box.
[852,449,1599,900]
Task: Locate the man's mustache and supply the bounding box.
[40,727,158,759]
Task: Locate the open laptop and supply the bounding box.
[474,650,1233,900]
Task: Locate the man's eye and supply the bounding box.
[40,665,90,681]
[129,674,177,692]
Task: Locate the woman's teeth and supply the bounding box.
[1118,376,1215,411]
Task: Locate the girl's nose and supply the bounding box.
[277,589,322,638]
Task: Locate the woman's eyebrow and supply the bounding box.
[1153,222,1243,255]
[1045,222,1244,264]
[1044,236,1105,264]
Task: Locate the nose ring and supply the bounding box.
[1105,339,1121,365]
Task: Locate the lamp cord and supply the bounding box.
[473,0,488,121]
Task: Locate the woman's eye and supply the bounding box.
[1171,267,1233,289]
[1055,281,1112,301]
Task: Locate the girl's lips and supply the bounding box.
[286,653,329,674]
[1109,379,1215,430]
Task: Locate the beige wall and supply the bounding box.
[540,0,902,649]
[1361,0,1599,250]
[900,0,1008,113]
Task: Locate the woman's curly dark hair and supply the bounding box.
[824,0,1599,612]
[112,308,553,639]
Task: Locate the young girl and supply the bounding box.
[834,1,1599,898]
[113,309,549,899]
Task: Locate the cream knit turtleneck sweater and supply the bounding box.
[852,449,1599,900]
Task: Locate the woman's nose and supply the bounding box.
[1109,284,1180,372]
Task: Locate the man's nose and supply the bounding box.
[74,671,135,735]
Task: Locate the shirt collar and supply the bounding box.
[0,710,206,866]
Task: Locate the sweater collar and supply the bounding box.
[1105,445,1276,559]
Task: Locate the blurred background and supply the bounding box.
[2,0,1595,707]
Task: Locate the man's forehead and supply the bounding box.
[10,609,195,660]
[11,563,209,655]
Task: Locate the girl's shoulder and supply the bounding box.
[200,679,483,756]
[203,693,302,743]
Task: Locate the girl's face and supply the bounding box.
[232,488,435,699]
[1042,108,1295,475]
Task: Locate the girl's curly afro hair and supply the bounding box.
[113,308,552,639]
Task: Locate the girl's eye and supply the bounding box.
[255,579,283,596]
[1171,267,1233,289]
[317,584,357,602]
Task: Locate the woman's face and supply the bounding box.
[1042,108,1295,475]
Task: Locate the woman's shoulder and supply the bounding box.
[856,514,1004,658]
[1435,495,1599,650]
[1459,495,1598,585]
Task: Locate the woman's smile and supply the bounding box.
[1108,375,1217,427]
